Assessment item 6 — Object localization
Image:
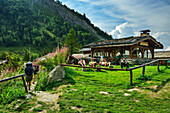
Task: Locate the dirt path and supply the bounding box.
[29,83,71,112]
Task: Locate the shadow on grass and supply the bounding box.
[144,78,170,93]
[158,66,170,73]
[133,67,170,89]
[154,78,170,92]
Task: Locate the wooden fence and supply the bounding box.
[127,59,169,85]
[0,59,169,93]
[0,60,8,65]
[0,74,28,92]
[60,59,169,86]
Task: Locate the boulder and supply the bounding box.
[47,65,65,83]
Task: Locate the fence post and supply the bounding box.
[142,66,145,75]
[165,60,168,68]
[157,61,160,72]
[130,70,133,86]
[21,76,28,92]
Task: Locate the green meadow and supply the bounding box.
[1,64,169,112]
[58,65,170,112]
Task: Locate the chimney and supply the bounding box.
[140,29,150,37]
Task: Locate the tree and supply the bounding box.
[64,28,81,55]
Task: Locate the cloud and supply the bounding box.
[109,23,170,51]
[90,0,170,32]
[109,22,134,38]
[60,0,170,50]
[152,32,170,51]
[166,46,170,51]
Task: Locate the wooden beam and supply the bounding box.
[112,50,116,58]
[108,49,111,58]
[165,61,168,68]
[132,45,154,49]
[22,76,28,92]
[0,74,25,82]
[128,59,170,71]
[150,48,154,59]
[0,74,28,92]
[120,49,123,57]
[140,48,145,58]
[129,47,132,58]
[91,48,94,61]
[60,64,127,71]
[130,70,133,86]
[157,61,160,72]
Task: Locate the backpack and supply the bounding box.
[25,66,33,75]
[36,65,39,71]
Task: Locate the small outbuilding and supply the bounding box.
[80,30,163,59]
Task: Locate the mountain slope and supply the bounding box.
[30,0,112,40]
[0,0,112,51]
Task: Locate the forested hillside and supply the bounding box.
[0,0,112,51]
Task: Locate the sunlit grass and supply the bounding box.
[58,65,170,112]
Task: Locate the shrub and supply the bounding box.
[37,46,69,71]
[0,80,26,105]
[7,53,20,70]
[0,51,9,60]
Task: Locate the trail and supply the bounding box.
[28,82,71,112]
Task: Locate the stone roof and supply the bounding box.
[79,48,91,52]
[83,36,163,49]
[154,51,170,58]
[72,54,84,59]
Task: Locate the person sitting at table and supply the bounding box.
[89,58,98,67]
[78,58,86,66]
[99,57,111,67]
[120,58,129,69]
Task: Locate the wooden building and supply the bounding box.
[80,30,163,59]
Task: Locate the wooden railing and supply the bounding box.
[0,74,28,92]
[60,64,127,71]
[0,59,168,92]
[127,59,169,85]
[0,60,8,65]
[60,59,169,86]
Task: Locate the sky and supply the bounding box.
[58,0,170,51]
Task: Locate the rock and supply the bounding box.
[52,87,56,91]
[135,100,141,102]
[71,106,83,112]
[17,100,21,102]
[99,91,109,95]
[71,89,77,91]
[47,65,65,83]
[26,94,33,99]
[14,104,19,109]
[127,88,139,92]
[124,93,131,96]
[118,90,124,92]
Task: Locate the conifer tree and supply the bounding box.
[64,28,81,55]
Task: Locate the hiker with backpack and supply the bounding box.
[33,64,39,84]
[25,62,34,90]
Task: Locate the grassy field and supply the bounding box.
[57,65,170,112]
[0,65,169,112]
